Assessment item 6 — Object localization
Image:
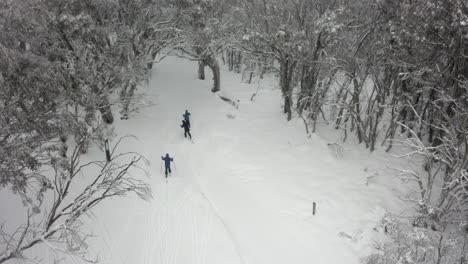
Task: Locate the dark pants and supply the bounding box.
[165,167,171,177]
[184,129,192,139]
[186,120,191,128]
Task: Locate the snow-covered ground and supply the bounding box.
[80,56,413,264]
[1,56,414,264]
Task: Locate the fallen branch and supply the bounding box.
[217,93,239,109]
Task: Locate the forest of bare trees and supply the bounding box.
[0,0,467,263]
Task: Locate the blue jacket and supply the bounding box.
[161,155,173,168]
[183,112,191,122]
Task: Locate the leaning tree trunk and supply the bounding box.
[198,60,206,80]
[205,56,221,92]
[147,48,159,70]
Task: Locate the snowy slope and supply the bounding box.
[75,56,413,264]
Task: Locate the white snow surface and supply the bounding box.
[1,56,414,264]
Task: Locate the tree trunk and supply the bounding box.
[147,49,158,69]
[99,106,114,124]
[298,33,323,114]
[298,68,318,114]
[352,76,363,143]
[221,52,226,65]
[260,57,267,79]
[91,84,114,124]
[279,56,296,121]
[147,43,163,70]
[205,56,220,92]
[228,50,234,71]
[59,133,68,158]
[248,71,254,84]
[198,60,205,80]
[284,96,292,120]
[99,96,114,124]
[120,81,136,120]
[335,89,349,129]
[235,52,242,73]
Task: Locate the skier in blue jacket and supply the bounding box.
[183,110,191,128]
[161,153,174,178]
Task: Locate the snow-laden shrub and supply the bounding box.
[365,214,468,264]
[380,213,400,238]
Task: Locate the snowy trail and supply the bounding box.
[84,56,409,264]
[86,57,245,264]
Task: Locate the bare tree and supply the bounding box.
[0,136,151,264]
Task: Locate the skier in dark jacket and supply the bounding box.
[181,119,192,139]
[182,110,191,128]
[161,153,174,178]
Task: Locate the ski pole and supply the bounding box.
[173,160,177,171]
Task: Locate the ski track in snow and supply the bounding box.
[74,56,411,264]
